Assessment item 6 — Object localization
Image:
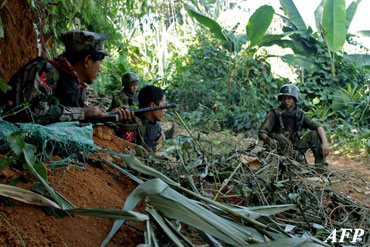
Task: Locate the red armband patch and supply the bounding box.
[40,71,51,89]
[124,131,135,142]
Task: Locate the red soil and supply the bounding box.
[0,126,146,247]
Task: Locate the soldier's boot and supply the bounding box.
[164,123,176,139]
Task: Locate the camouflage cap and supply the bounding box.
[61,30,112,56]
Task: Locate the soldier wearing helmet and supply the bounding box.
[258,84,330,166]
[110,72,139,110]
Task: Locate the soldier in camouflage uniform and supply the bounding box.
[110,72,139,110]
[258,84,330,165]
[2,30,133,124]
[134,85,167,152]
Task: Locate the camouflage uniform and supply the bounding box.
[2,31,111,124]
[110,90,139,109]
[134,115,162,152]
[259,105,326,164]
[110,72,139,109]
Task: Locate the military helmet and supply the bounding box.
[278,84,300,102]
[122,72,139,87]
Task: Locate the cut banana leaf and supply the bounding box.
[147,208,190,247]
[103,179,263,247]
[109,152,179,187]
[68,208,148,221]
[247,237,330,247]
[0,183,60,208]
[229,204,297,219]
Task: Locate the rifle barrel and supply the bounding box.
[82,104,177,123]
[132,104,177,113]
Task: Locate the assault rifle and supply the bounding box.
[81,104,177,123]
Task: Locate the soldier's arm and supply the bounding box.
[317,126,330,156]
[258,111,276,145]
[31,102,85,124]
[302,115,330,156]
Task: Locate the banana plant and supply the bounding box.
[185,4,290,57]
[273,0,367,77]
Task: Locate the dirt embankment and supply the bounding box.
[0,126,146,247]
[0,0,38,82]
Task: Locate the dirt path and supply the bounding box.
[306,152,370,207]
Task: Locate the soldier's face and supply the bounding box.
[281,96,295,109]
[85,58,102,84]
[152,95,166,122]
[128,84,138,94]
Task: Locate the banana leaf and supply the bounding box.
[102,179,265,246]
[314,0,326,33]
[356,30,370,37]
[343,54,370,67]
[112,152,180,187]
[247,237,330,247]
[279,0,307,32]
[148,183,255,245]
[322,0,346,53]
[345,0,361,32]
[280,54,318,70]
[227,204,297,220]
[246,5,274,47]
[147,208,190,247]
[0,184,148,221]
[0,183,60,208]
[68,208,148,221]
[186,4,228,41]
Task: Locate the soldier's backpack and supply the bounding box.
[1,57,58,122]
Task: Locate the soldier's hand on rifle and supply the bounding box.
[322,142,330,156]
[110,107,134,122]
[84,106,107,118]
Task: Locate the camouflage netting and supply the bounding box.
[0,119,94,168]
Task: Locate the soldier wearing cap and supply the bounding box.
[110,72,139,110]
[2,30,133,123]
[258,84,330,166]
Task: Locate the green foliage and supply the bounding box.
[331,84,370,126]
[0,158,12,171]
[322,0,346,53]
[280,54,318,71]
[7,131,48,179]
[186,5,227,41]
[0,77,11,93]
[345,0,361,32]
[0,16,4,38]
[246,5,274,48]
[167,36,285,132]
[279,0,307,32]
[297,43,369,107]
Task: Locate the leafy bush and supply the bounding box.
[297,43,369,110]
[167,36,287,132]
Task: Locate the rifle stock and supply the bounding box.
[81,104,177,123]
